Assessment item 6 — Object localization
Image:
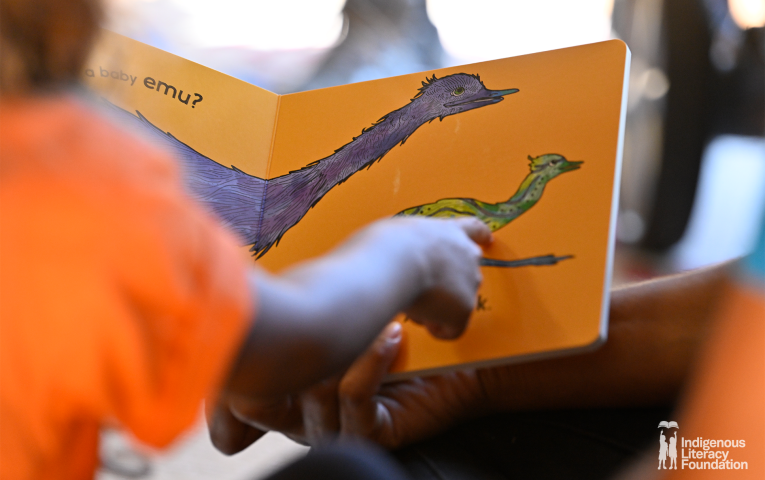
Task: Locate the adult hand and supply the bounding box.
[211,261,733,454]
[212,322,488,453]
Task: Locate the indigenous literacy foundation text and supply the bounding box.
[681,437,748,470]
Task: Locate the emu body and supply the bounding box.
[396,154,582,231]
[397,154,582,269]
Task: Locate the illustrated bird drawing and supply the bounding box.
[396,154,583,267]
[111,74,518,257]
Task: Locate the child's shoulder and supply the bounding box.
[1,94,180,193]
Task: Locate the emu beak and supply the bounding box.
[489,88,519,98]
[562,160,583,172]
[444,87,519,108]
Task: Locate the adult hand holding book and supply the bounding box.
[211,321,486,451]
[210,262,730,453]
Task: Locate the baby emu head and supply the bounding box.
[413,73,518,121]
[527,154,583,180]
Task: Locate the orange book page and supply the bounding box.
[261,41,629,377]
[83,30,278,178]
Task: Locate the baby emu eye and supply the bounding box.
[451,86,465,96]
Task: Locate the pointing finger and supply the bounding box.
[454,218,493,246]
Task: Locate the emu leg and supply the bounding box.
[480,254,574,268]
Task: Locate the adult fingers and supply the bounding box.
[339,322,402,441]
[207,401,267,455]
[301,376,342,446]
[228,394,305,437]
[454,217,493,246]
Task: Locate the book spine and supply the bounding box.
[256,94,282,249]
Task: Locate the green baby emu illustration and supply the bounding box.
[396,153,582,230]
[396,153,583,268]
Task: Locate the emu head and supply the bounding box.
[413,73,518,121]
[527,154,583,179]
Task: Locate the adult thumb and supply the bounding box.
[340,322,402,403]
[338,322,402,437]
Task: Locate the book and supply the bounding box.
[659,421,680,429]
[84,30,630,380]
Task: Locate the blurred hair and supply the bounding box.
[0,0,102,94]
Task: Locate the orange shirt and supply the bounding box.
[0,96,252,479]
[665,282,765,479]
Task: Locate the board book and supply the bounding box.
[84,30,630,380]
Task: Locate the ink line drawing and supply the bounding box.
[109,74,518,257]
[396,154,582,268]
[479,255,573,268]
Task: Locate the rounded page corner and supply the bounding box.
[603,38,631,60]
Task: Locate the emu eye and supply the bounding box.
[451,86,465,96]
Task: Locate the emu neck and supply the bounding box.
[493,172,549,219]
[309,101,432,194]
[259,100,433,253]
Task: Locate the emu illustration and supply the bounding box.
[112,74,518,257]
[397,154,582,268]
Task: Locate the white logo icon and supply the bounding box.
[658,421,680,470]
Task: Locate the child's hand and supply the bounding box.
[343,216,491,339]
[400,217,492,339]
[221,217,490,403]
[328,216,491,339]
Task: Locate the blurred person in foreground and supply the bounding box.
[0,1,493,479]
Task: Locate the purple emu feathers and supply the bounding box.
[109,73,517,257]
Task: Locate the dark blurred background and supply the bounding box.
[106,0,765,283]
